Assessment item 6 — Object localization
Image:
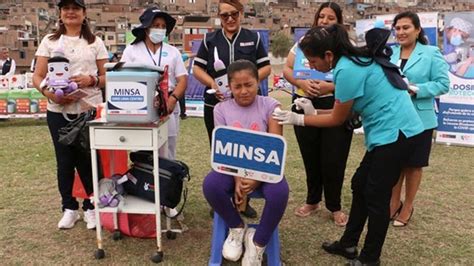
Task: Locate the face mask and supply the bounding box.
[149,28,167,44]
[450,34,464,46]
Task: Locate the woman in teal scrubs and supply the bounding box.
[273,24,424,265]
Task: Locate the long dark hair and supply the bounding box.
[313,2,343,27]
[49,7,96,44]
[227,59,259,83]
[299,24,371,66]
[392,11,428,45]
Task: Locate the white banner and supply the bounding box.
[436,12,474,147]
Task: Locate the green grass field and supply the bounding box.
[1,93,473,265]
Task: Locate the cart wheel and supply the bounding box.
[166,230,177,240]
[112,230,122,241]
[150,251,163,263]
[94,249,105,260]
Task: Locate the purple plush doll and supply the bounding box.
[40,36,78,99]
[98,174,127,208]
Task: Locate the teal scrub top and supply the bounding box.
[334,56,424,151]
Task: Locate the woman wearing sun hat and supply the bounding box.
[121,7,188,160]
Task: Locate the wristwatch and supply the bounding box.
[170,93,179,101]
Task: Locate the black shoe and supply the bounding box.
[180,114,187,120]
[322,241,358,260]
[240,202,257,218]
[346,258,381,266]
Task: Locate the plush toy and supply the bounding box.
[98,174,127,208]
[40,36,77,99]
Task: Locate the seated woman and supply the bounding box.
[202,60,289,266]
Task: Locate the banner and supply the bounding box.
[436,12,474,147]
[291,27,333,81]
[184,40,206,117]
[0,88,47,118]
[211,126,287,183]
[0,74,47,118]
[294,28,309,43]
[355,19,377,46]
[355,13,439,46]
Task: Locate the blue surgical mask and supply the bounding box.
[149,28,167,44]
[450,34,464,46]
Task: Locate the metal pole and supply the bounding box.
[36,10,40,45]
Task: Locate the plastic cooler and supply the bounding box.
[105,63,164,123]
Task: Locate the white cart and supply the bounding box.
[89,119,168,263]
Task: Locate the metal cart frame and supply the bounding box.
[89,119,169,262]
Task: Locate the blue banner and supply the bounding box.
[293,47,333,81]
[292,27,333,81]
[211,126,287,183]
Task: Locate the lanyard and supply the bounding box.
[145,44,163,66]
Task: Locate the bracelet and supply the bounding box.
[89,75,99,87]
[170,93,179,101]
[94,76,100,87]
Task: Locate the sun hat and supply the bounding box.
[57,0,86,8]
[131,7,176,45]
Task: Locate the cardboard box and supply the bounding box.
[30,89,48,113]
[7,89,31,114]
[0,90,8,114]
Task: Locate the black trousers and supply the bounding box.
[179,96,186,116]
[47,111,94,211]
[340,132,416,262]
[292,95,353,212]
[204,104,215,147]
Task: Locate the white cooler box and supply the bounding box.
[105,63,164,123]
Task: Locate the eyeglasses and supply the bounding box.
[219,10,240,21]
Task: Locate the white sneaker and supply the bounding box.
[83,209,96,230]
[222,225,247,261]
[57,209,80,229]
[242,228,265,266]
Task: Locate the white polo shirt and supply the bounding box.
[121,42,188,91]
[36,34,109,113]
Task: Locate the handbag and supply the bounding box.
[58,108,96,151]
[123,151,190,218]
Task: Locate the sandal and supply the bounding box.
[294,203,320,217]
[332,211,348,227]
[393,207,414,227]
[390,201,403,221]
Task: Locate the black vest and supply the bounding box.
[2,59,12,75]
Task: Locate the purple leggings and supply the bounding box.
[203,170,289,246]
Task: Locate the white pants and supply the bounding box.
[160,104,180,160]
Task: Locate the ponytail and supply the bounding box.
[299,24,371,67]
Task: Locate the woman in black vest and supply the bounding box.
[193,0,271,218]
